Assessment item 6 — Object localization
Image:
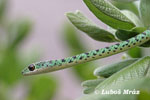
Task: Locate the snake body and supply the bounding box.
[22,30,150,76]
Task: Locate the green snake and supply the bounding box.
[22,30,150,76]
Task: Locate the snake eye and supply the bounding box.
[28,64,35,71]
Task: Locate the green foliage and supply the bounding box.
[96,56,150,90]
[112,0,138,2]
[79,77,150,100]
[78,57,150,100]
[116,29,139,40]
[94,58,138,78]
[127,47,142,58]
[0,51,22,85]
[66,11,118,42]
[26,76,57,100]
[8,19,32,49]
[115,27,146,41]
[0,84,8,100]
[0,1,57,100]
[83,0,135,30]
[1,0,150,100]
[121,10,143,27]
[64,0,150,100]
[138,90,150,100]
[111,1,139,16]
[81,78,105,94]
[0,0,7,21]
[140,0,150,29]
[115,27,150,47]
[0,19,32,85]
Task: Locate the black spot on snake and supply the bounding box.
[106,47,109,49]
[96,49,99,52]
[80,56,83,60]
[126,40,129,42]
[93,53,97,55]
[85,53,89,56]
[116,43,120,46]
[73,56,76,59]
[114,47,118,49]
[69,60,73,63]
[143,32,146,35]
[62,59,65,62]
[102,50,105,53]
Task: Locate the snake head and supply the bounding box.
[22,64,36,76]
[22,62,52,76]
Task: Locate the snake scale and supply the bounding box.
[22,30,150,76]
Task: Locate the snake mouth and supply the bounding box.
[21,71,36,76]
[21,70,29,76]
[21,67,32,76]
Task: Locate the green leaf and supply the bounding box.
[132,26,147,33]
[83,0,135,30]
[140,40,150,47]
[8,19,32,49]
[72,63,97,80]
[0,84,8,100]
[78,77,150,100]
[0,0,7,21]
[63,23,96,80]
[26,76,57,100]
[111,1,139,16]
[140,0,150,29]
[121,10,143,27]
[95,56,150,90]
[78,56,150,100]
[115,27,150,47]
[127,47,142,58]
[115,27,147,41]
[63,23,85,53]
[138,90,150,100]
[81,78,105,94]
[0,51,23,85]
[66,11,118,42]
[94,58,139,77]
[112,0,138,2]
[115,29,139,41]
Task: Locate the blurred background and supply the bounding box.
[0,0,125,100]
